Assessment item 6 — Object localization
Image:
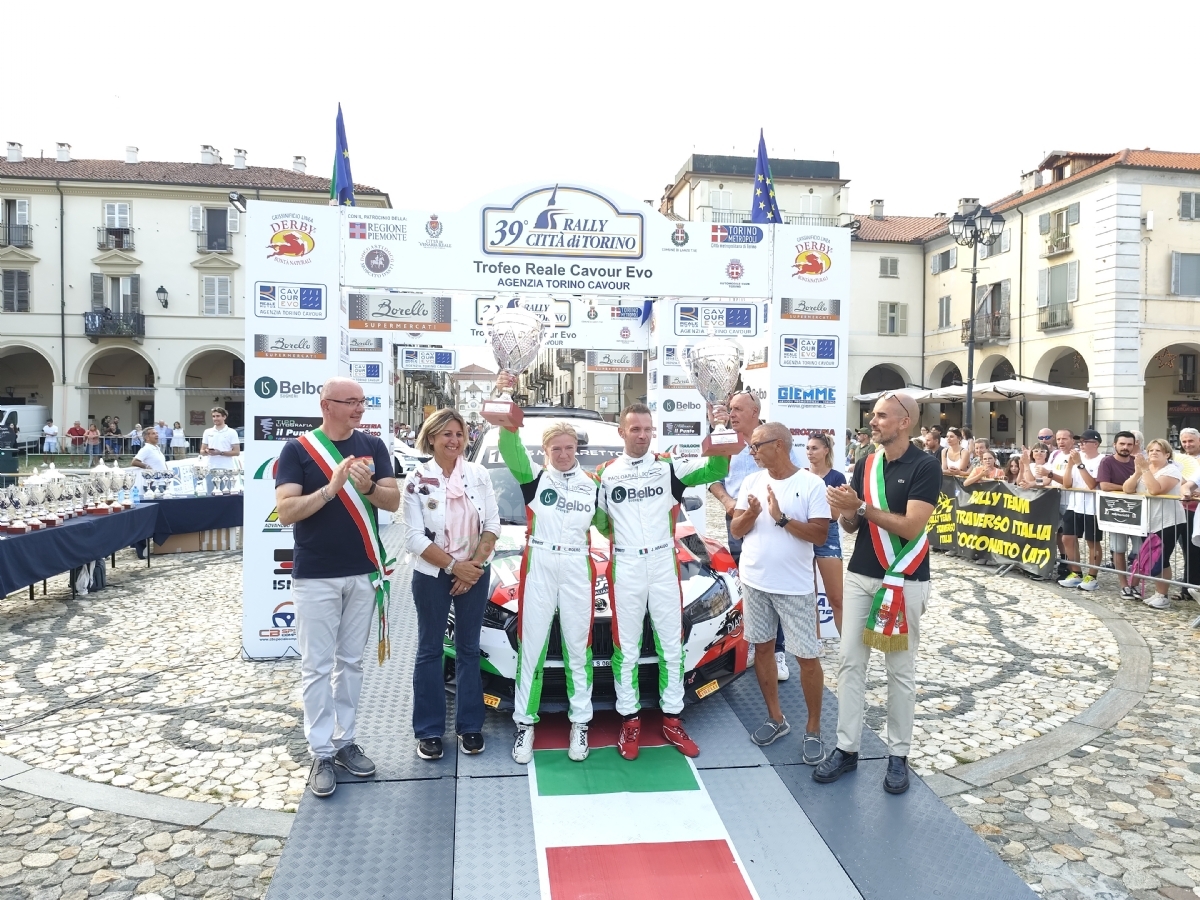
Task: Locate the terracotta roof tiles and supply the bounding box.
[851,214,948,243]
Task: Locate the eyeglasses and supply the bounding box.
[748,438,780,453]
[325,397,367,408]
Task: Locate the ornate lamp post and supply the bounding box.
[948,205,1005,430]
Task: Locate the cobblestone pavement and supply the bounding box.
[2,504,1198,897]
[0,552,308,812]
[0,789,281,900]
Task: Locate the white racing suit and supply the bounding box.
[597,452,729,716]
[499,428,604,725]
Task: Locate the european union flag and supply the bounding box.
[751,129,782,224]
[331,103,355,207]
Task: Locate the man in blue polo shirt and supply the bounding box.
[275,376,399,798]
[708,391,806,680]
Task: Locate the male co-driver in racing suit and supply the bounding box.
[597,402,729,760]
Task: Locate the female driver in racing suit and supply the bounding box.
[499,413,608,765]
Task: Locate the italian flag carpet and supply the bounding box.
[527,710,759,900]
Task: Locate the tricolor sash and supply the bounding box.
[862,451,928,653]
[296,429,395,664]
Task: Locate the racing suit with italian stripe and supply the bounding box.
[597,451,729,717]
[499,428,607,726]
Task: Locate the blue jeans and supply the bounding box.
[412,568,489,739]
[727,515,785,654]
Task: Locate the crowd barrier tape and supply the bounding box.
[926,477,1200,590]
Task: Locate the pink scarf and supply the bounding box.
[443,457,480,562]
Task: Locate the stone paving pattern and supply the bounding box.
[0,503,1197,896]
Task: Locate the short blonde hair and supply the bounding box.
[416,408,467,455]
[541,422,578,449]
[1146,438,1173,457]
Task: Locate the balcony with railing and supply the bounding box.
[197,231,232,253]
[1038,303,1072,331]
[709,209,841,227]
[83,311,145,343]
[961,314,1011,344]
[1042,232,1071,258]
[0,224,32,248]
[96,226,134,250]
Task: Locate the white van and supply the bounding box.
[0,405,52,449]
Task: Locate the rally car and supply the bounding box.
[442,409,749,712]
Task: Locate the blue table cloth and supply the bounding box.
[151,495,244,545]
[0,504,158,598]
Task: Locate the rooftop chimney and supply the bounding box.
[5,143,21,163]
[200,145,220,165]
[957,197,980,216]
[55,142,71,163]
[233,148,247,170]
[870,199,885,220]
[292,155,306,174]
[125,146,138,164]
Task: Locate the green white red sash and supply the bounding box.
[296,429,395,664]
[862,452,928,653]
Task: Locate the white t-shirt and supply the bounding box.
[132,443,167,488]
[1066,452,1103,515]
[43,424,58,442]
[201,425,239,469]
[1138,461,1187,532]
[735,467,831,595]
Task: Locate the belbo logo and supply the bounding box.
[540,488,558,506]
[663,399,675,412]
[610,485,663,503]
[254,377,320,399]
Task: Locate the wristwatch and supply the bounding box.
[444,561,457,576]
[1076,464,1086,470]
[775,513,790,528]
[365,482,377,496]
[856,500,868,517]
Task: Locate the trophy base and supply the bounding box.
[6,523,29,535]
[701,431,746,457]
[40,517,60,528]
[482,401,524,429]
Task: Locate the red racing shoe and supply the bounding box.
[618,716,640,761]
[662,716,699,758]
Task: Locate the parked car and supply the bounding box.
[393,439,430,478]
[442,410,749,712]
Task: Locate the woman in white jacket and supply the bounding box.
[402,408,500,762]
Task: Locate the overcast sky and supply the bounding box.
[7,2,1197,217]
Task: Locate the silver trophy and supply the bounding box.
[687,332,747,457]
[481,305,547,429]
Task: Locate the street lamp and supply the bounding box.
[949,205,1005,430]
[228,192,247,214]
[155,286,168,309]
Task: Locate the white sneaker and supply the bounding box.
[775,651,790,682]
[512,724,534,764]
[1187,587,1200,603]
[746,643,756,667]
[1058,574,1083,588]
[568,723,589,762]
[1144,593,1171,610]
[1078,575,1099,592]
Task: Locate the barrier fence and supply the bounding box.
[927,476,1200,597]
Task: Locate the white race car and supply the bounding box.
[441,408,749,712]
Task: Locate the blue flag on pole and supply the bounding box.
[331,103,355,207]
[751,129,781,224]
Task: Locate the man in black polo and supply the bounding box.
[815,391,941,794]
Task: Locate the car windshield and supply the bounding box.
[477,444,623,525]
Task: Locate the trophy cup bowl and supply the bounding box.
[686,334,747,457]
[122,472,135,507]
[481,306,547,429]
[194,462,208,497]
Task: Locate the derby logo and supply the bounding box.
[482,184,644,260]
[792,235,833,283]
[266,215,316,265]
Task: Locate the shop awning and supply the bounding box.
[78,385,155,394]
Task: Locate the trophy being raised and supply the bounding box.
[481,305,547,430]
[687,332,746,457]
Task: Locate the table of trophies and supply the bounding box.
[0,470,157,600]
[141,467,244,546]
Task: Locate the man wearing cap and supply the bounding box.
[817,392,941,795]
[1057,428,1103,591]
[851,428,873,464]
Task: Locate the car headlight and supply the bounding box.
[683,578,731,626]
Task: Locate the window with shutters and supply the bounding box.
[1180,193,1200,221]
[1037,261,1079,307]
[937,295,951,329]
[1179,354,1197,394]
[710,190,732,211]
[1043,204,1078,256]
[0,199,31,248]
[98,201,133,249]
[202,276,232,316]
[191,205,239,252]
[108,275,139,316]
[981,229,1010,258]
[1173,253,1200,296]
[878,302,907,335]
[930,247,956,274]
[799,195,822,215]
[1,270,30,312]
[879,256,899,277]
